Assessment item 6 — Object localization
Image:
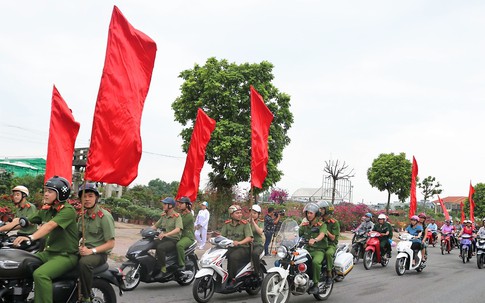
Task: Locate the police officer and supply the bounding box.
[299,203,327,294]
[175,196,195,270]
[77,183,115,302]
[10,185,37,235]
[318,201,339,286]
[151,197,182,278]
[5,176,79,303]
[249,204,264,277]
[221,204,253,288]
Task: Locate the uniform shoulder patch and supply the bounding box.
[328,218,336,224]
[97,210,104,218]
[25,203,31,208]
[301,222,309,226]
[56,204,65,212]
[161,212,167,217]
[224,219,232,224]
[316,222,323,226]
[172,213,180,218]
[240,219,248,224]
[41,204,51,210]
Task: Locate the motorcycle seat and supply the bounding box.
[53,262,109,281]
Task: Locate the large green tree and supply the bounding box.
[367,152,412,214]
[417,176,442,210]
[172,57,293,200]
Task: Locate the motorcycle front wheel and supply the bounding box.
[192,275,215,303]
[314,280,333,301]
[363,251,373,270]
[119,264,141,291]
[350,245,360,264]
[395,257,406,276]
[261,272,290,303]
[91,279,117,303]
[462,247,468,263]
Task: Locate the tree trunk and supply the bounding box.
[386,190,391,215]
[331,178,337,204]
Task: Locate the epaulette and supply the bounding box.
[240,219,248,224]
[56,204,64,212]
[301,222,309,226]
[316,221,323,226]
[328,218,336,224]
[97,210,104,218]
[225,219,232,224]
[25,203,31,209]
[41,204,51,210]
[171,213,180,218]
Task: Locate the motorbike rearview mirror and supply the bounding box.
[19,217,29,228]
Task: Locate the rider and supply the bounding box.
[221,204,253,288]
[318,201,339,286]
[355,212,374,233]
[477,218,485,238]
[249,204,264,277]
[457,219,475,258]
[77,183,115,303]
[10,185,37,235]
[440,219,455,249]
[152,197,183,278]
[372,214,390,259]
[175,196,195,271]
[417,213,428,261]
[405,215,423,265]
[299,203,327,294]
[426,218,438,243]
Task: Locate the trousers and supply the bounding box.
[79,254,108,298]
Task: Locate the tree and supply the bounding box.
[471,183,485,220]
[172,57,294,205]
[269,188,289,204]
[417,176,442,210]
[367,153,412,214]
[324,160,355,204]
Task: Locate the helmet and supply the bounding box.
[378,214,386,220]
[365,212,373,218]
[161,197,176,207]
[418,213,427,219]
[482,218,485,222]
[78,183,100,198]
[445,219,451,223]
[465,220,472,224]
[251,204,262,213]
[410,215,419,221]
[228,205,242,215]
[45,176,71,202]
[303,203,319,214]
[317,201,334,215]
[12,185,29,197]
[201,201,209,207]
[177,196,192,204]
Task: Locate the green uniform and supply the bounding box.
[14,202,37,235]
[299,219,327,283]
[221,219,253,279]
[154,212,183,269]
[372,222,390,256]
[28,202,79,303]
[176,211,195,267]
[250,220,264,274]
[324,218,340,272]
[78,205,115,299]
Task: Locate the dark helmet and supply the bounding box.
[45,176,71,202]
[161,197,176,207]
[177,196,192,205]
[317,200,334,215]
[78,183,100,198]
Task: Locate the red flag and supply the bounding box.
[45,85,80,184]
[408,156,418,218]
[469,182,475,222]
[85,6,157,186]
[460,201,465,223]
[176,109,216,201]
[250,86,274,189]
[438,195,450,221]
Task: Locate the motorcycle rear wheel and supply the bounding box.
[477,254,483,269]
[261,272,290,303]
[176,258,197,286]
[441,241,445,255]
[363,251,373,270]
[350,245,360,264]
[314,280,333,301]
[192,275,215,303]
[91,279,117,303]
[395,257,406,276]
[119,264,141,291]
[246,271,264,295]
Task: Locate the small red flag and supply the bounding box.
[438,195,450,221]
[176,109,216,202]
[250,86,274,189]
[469,182,475,222]
[45,85,80,184]
[460,201,465,223]
[85,6,157,186]
[408,156,418,218]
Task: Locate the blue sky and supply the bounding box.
[1,1,484,204]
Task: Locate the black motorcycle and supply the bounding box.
[119,228,198,291]
[350,229,368,264]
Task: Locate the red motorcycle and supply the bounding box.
[363,231,390,270]
[426,230,438,247]
[440,232,453,255]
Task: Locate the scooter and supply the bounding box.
[476,235,485,269]
[395,233,426,276]
[363,231,389,270]
[193,236,266,303]
[459,234,473,263]
[350,229,368,264]
[440,232,453,255]
[119,227,198,291]
[425,230,438,247]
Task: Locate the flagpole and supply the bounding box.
[78,179,87,301]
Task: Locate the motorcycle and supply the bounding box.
[476,235,485,269]
[425,230,438,247]
[440,232,453,255]
[192,236,265,303]
[119,227,198,291]
[0,218,123,303]
[350,229,368,264]
[395,233,426,276]
[459,234,473,263]
[363,231,390,270]
[260,219,352,303]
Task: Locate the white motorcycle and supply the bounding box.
[192,236,265,303]
[395,233,426,276]
[476,235,485,269]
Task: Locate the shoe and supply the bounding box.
[154,267,169,279]
[387,252,392,258]
[178,265,185,271]
[325,276,333,286]
[308,285,319,294]
[225,279,236,290]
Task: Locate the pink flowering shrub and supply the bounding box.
[334,202,372,231]
[269,188,289,204]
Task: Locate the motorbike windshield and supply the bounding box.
[273,219,300,250]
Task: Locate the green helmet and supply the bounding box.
[317,200,334,215]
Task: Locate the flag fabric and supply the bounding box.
[408,156,418,218]
[250,86,274,189]
[438,195,450,221]
[45,85,80,184]
[84,6,157,186]
[460,201,465,223]
[469,182,475,222]
[176,109,216,202]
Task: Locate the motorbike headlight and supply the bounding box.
[128,250,142,258]
[277,246,288,258]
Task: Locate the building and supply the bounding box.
[0,158,46,177]
[432,196,467,214]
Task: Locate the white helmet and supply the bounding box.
[12,185,29,197]
[251,204,262,213]
[378,214,386,220]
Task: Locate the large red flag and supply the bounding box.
[250,86,274,189]
[408,156,418,217]
[460,201,465,223]
[45,85,80,184]
[438,195,450,221]
[176,109,216,201]
[85,6,157,186]
[469,182,475,222]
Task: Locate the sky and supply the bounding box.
[1,1,485,204]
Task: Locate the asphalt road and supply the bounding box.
[110,237,485,303]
